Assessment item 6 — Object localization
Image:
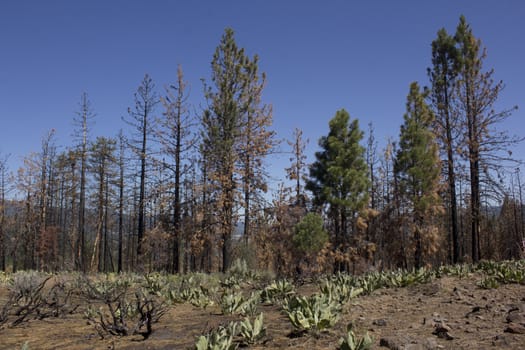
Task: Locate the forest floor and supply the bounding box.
[0,269,524,350]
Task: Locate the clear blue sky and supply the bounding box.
[1,0,524,193]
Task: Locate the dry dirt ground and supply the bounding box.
[0,273,524,350]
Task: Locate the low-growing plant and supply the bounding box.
[435,263,473,278]
[239,291,260,316]
[141,272,168,296]
[194,322,238,350]
[338,324,373,350]
[0,271,12,285]
[167,274,220,308]
[476,260,500,274]
[228,258,249,276]
[220,291,245,315]
[78,274,132,302]
[493,264,525,284]
[169,285,214,308]
[477,276,499,289]
[356,272,385,295]
[475,260,525,287]
[283,294,341,334]
[261,279,295,304]
[239,313,265,345]
[330,272,357,287]
[0,301,9,326]
[188,273,221,289]
[0,271,79,328]
[386,268,432,288]
[319,280,363,304]
[221,275,242,290]
[85,288,167,339]
[227,258,260,284]
[4,271,51,327]
[81,276,167,339]
[39,278,79,318]
[11,271,50,295]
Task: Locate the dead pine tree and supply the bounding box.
[123,74,158,266]
[158,65,195,274]
[454,16,521,262]
[73,93,95,271]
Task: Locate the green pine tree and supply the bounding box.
[202,28,271,272]
[307,109,369,247]
[292,213,328,255]
[428,27,460,264]
[395,82,442,268]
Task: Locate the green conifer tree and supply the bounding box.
[395,82,442,268]
[202,28,272,272]
[428,28,461,264]
[307,109,369,246]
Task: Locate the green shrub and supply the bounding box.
[292,213,329,255]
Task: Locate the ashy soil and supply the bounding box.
[0,273,524,350]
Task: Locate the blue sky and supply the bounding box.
[1,1,524,193]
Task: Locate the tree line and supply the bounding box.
[0,17,522,275]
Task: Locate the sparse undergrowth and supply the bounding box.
[79,275,168,339]
[0,259,523,349]
[0,271,78,328]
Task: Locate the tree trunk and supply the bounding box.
[118,133,125,273]
[104,176,111,272]
[414,225,422,269]
[467,85,481,263]
[137,130,146,259]
[243,156,250,246]
[173,104,182,274]
[0,169,5,271]
[222,172,235,273]
[443,83,460,264]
